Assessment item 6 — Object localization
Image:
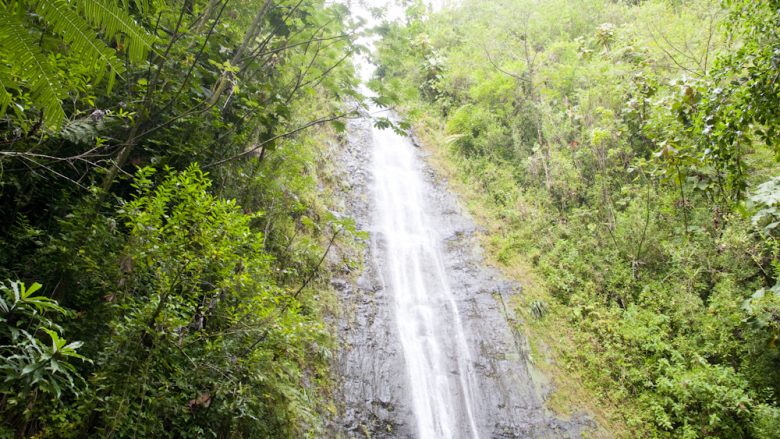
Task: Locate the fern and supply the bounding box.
[77,0,155,63]
[34,0,125,75]
[59,117,100,145]
[0,0,154,130]
[119,0,156,16]
[0,70,12,118]
[0,13,66,129]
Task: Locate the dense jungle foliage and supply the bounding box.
[0,0,364,436]
[374,0,780,437]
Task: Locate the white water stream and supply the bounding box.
[370,123,482,438]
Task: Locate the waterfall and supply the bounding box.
[370,116,482,438]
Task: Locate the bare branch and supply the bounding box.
[203,110,355,168]
[483,47,530,83]
[647,28,703,77]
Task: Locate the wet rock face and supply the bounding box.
[425,164,595,438]
[331,115,416,438]
[331,111,594,438]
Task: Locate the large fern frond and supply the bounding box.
[0,13,65,128]
[0,69,13,118]
[0,0,153,130]
[118,0,156,16]
[77,0,155,63]
[33,0,125,75]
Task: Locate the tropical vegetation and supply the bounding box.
[373,0,780,436]
[0,0,362,436]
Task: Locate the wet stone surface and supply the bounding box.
[330,114,416,438]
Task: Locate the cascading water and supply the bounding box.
[371,114,481,438]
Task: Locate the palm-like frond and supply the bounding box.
[119,0,156,15]
[0,70,12,118]
[77,0,155,63]
[0,13,66,128]
[0,0,154,129]
[34,0,125,74]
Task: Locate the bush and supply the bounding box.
[0,280,88,436]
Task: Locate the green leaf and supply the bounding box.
[22,282,42,298]
[33,0,126,75]
[0,70,11,117]
[0,13,66,128]
[77,0,155,63]
[21,363,39,376]
[331,119,346,132]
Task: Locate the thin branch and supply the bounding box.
[291,227,340,302]
[646,24,704,77]
[18,156,88,189]
[159,0,230,116]
[241,32,354,66]
[240,0,306,70]
[483,47,530,83]
[203,111,354,168]
[294,49,353,96]
[240,226,341,358]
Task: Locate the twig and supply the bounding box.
[203,111,354,168]
[483,47,530,83]
[240,226,341,357]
